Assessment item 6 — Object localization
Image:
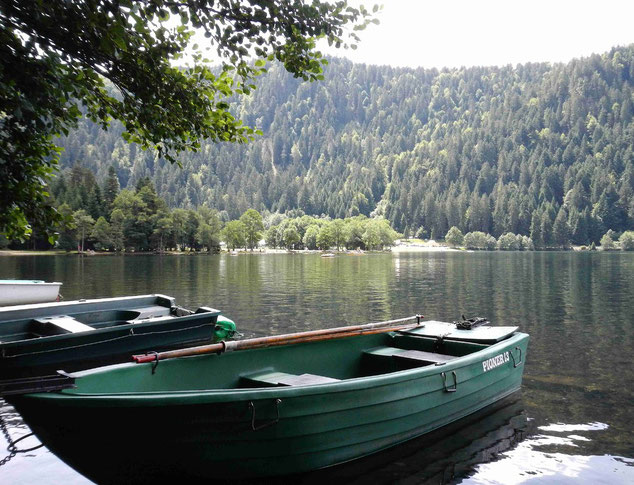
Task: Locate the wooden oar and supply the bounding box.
[133,315,423,364]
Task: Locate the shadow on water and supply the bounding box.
[0,399,91,483]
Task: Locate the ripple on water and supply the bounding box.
[462,421,634,485]
[538,422,609,433]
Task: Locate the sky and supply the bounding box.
[320,0,634,69]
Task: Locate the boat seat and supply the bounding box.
[130,305,172,319]
[242,371,340,387]
[364,346,457,365]
[33,316,95,335]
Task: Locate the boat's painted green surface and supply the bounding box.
[9,320,528,483]
[0,295,236,379]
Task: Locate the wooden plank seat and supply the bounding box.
[364,346,457,365]
[130,305,173,319]
[242,371,340,387]
[34,316,95,335]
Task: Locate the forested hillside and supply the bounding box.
[56,45,634,244]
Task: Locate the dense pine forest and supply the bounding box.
[17,46,634,248]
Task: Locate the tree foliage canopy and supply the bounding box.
[0,0,375,239]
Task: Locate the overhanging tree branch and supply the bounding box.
[0,0,377,240]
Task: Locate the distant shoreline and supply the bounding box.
[1,244,612,257]
[0,244,457,256]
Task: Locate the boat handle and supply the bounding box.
[441,371,457,392]
[511,347,523,368]
[249,399,282,431]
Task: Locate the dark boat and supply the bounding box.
[8,316,528,483]
[0,294,236,383]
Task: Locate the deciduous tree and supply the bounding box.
[283,225,301,250]
[240,209,264,250]
[91,217,113,251]
[445,226,464,248]
[0,0,375,240]
[600,230,616,250]
[619,231,634,250]
[222,220,246,250]
[73,209,94,252]
[303,225,320,250]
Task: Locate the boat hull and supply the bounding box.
[0,280,62,306]
[9,330,529,482]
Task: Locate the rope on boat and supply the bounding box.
[1,322,219,359]
[0,413,43,467]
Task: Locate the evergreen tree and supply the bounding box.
[540,211,554,248]
[56,203,76,251]
[530,212,544,249]
[552,207,571,248]
[103,166,120,216]
[87,184,105,220]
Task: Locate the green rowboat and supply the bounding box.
[8,316,528,483]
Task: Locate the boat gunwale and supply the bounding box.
[0,293,175,315]
[0,280,62,286]
[1,310,222,340]
[23,332,529,404]
[0,310,222,352]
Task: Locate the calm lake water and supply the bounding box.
[1,251,633,484]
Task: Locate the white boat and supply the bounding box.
[0,280,63,306]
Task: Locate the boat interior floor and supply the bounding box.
[41,332,494,394]
[236,344,462,389]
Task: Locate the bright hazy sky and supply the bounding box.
[320,0,634,69]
